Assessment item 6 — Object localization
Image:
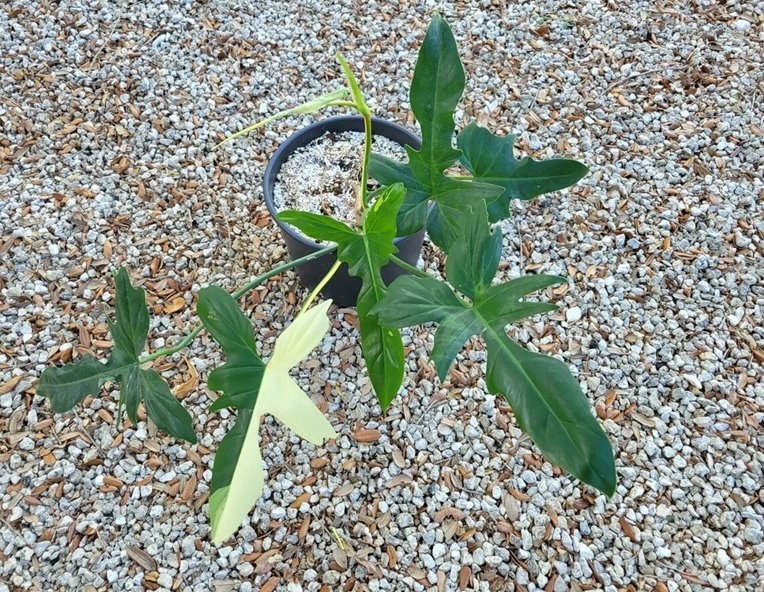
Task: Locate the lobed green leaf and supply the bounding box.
[38,355,118,413]
[373,207,614,494]
[37,268,196,443]
[457,122,589,221]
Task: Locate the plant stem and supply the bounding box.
[299,258,342,316]
[359,110,373,209]
[389,255,430,279]
[139,245,338,364]
[230,245,335,298]
[336,53,371,214]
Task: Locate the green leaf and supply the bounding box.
[457,122,588,221]
[37,268,196,443]
[425,178,503,251]
[374,234,614,494]
[134,368,196,443]
[199,289,336,542]
[367,17,504,250]
[407,13,464,188]
[197,286,267,413]
[444,203,502,299]
[430,310,483,380]
[475,275,565,327]
[281,185,407,409]
[336,53,369,116]
[483,329,616,495]
[110,268,149,360]
[369,274,476,382]
[369,274,462,326]
[368,154,429,236]
[37,355,120,413]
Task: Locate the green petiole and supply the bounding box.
[139,245,337,364]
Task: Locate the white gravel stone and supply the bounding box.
[565,306,583,323]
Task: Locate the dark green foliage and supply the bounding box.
[372,204,616,495]
[37,269,196,443]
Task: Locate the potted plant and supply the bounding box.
[37,14,616,544]
[261,114,427,307]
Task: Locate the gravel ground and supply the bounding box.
[1,1,763,591]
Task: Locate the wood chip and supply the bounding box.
[126,545,158,572]
[254,549,280,574]
[619,516,639,542]
[298,515,310,541]
[391,448,406,468]
[310,458,330,469]
[443,520,459,541]
[0,375,21,394]
[385,475,412,488]
[332,546,348,570]
[352,428,381,443]
[434,507,467,522]
[386,544,397,568]
[503,494,519,521]
[181,474,197,503]
[174,356,198,399]
[458,565,471,589]
[408,566,426,579]
[103,476,123,488]
[334,482,354,497]
[631,412,657,427]
[163,296,186,313]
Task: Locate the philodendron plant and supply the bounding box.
[38,14,616,542]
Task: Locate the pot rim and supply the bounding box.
[262,115,421,251]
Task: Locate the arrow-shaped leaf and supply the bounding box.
[406,12,464,189]
[279,184,406,410]
[198,287,336,542]
[368,16,503,250]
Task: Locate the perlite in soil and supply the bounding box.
[273,130,406,233]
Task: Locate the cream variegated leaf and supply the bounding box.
[197,288,336,543]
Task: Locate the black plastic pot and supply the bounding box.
[263,116,424,307]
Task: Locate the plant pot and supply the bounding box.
[263,116,425,307]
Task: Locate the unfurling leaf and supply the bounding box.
[279,184,406,410]
[372,205,615,496]
[37,268,196,443]
[216,88,349,147]
[198,288,336,542]
[457,122,588,221]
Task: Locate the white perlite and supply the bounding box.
[1,1,762,592]
[273,131,406,231]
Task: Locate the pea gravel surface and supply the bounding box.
[1,1,763,592]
